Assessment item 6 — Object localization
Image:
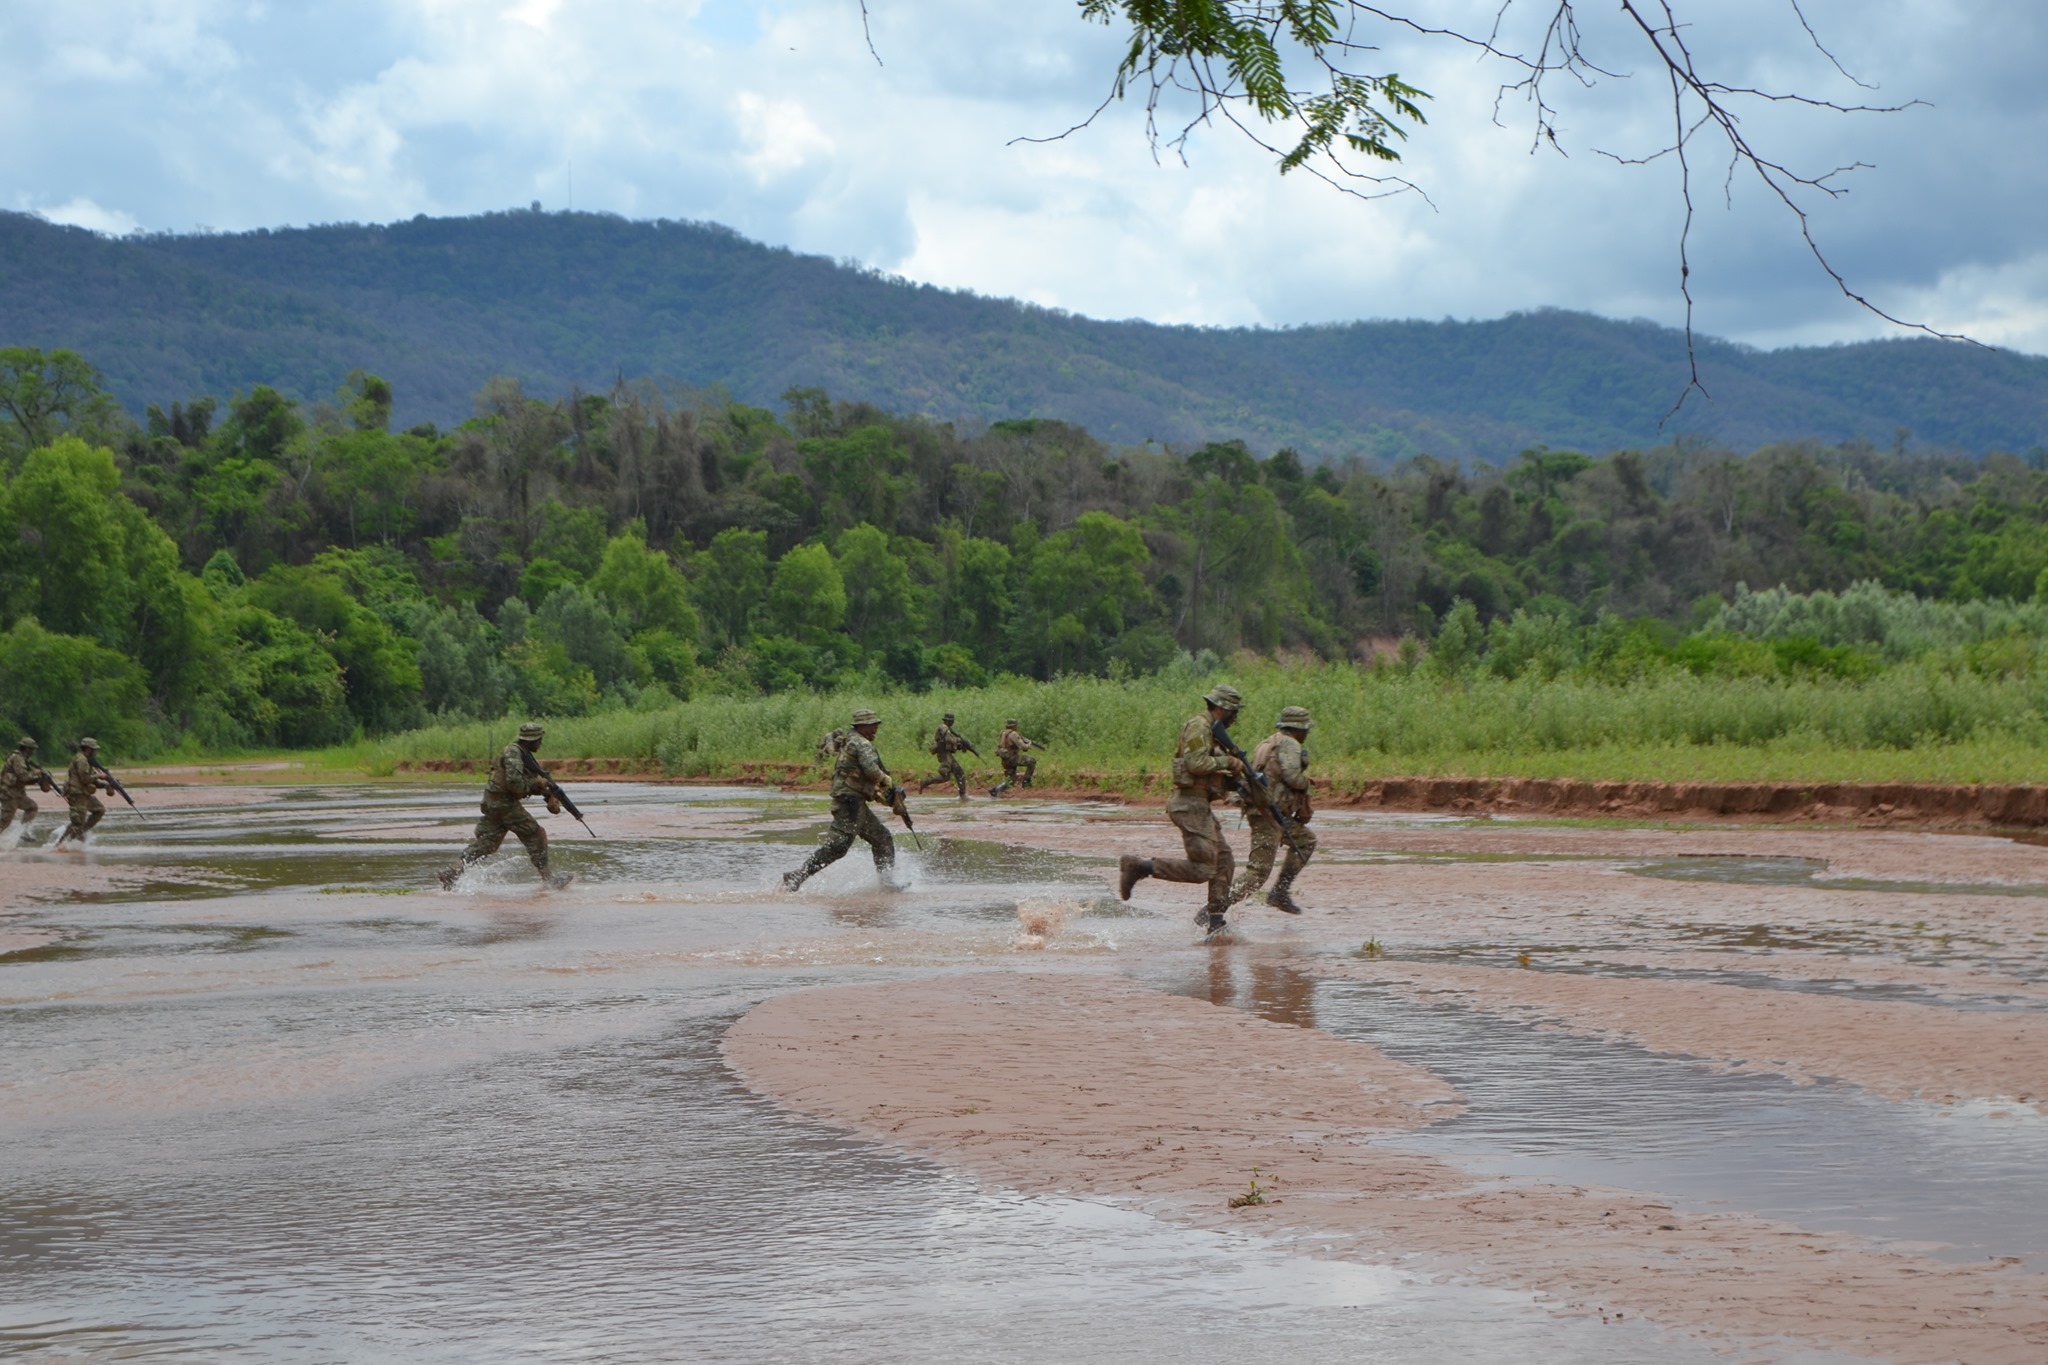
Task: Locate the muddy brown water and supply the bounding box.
[1,785,2033,1361]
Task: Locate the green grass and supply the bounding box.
[327,658,2048,789]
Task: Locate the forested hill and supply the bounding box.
[3,208,2044,461]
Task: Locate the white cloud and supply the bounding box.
[0,0,2041,353]
[34,197,142,235]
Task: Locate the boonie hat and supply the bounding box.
[1203,684,1243,711]
[1277,706,1314,732]
[517,722,546,741]
[851,708,882,726]
[942,713,955,723]
[78,737,100,749]
[1005,719,1020,728]
[18,737,35,750]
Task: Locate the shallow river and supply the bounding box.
[4,785,2038,1362]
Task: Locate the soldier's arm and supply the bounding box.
[857,743,889,790]
[1276,741,1310,790]
[1178,718,1232,775]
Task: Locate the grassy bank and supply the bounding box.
[344,658,2048,789]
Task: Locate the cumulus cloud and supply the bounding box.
[0,0,2039,353]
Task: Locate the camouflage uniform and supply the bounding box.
[989,721,1040,797]
[2,739,51,837]
[59,743,108,846]
[439,723,558,886]
[917,715,975,801]
[1118,686,1243,929]
[785,709,897,889]
[815,728,848,767]
[1230,707,1319,913]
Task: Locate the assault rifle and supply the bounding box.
[89,756,147,822]
[1208,719,1308,860]
[519,748,596,838]
[886,783,924,850]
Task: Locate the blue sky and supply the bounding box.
[6,0,2043,353]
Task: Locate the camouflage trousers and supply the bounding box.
[1149,790,1235,911]
[1231,806,1317,901]
[990,754,1035,796]
[920,752,968,798]
[62,793,105,844]
[1,789,38,833]
[789,793,895,886]
[458,794,550,875]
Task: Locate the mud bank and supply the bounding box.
[726,973,2048,1363]
[389,758,2048,832]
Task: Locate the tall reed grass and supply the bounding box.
[356,655,2048,787]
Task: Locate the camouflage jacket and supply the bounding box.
[830,733,890,802]
[1247,731,1311,820]
[2,751,46,794]
[929,724,970,757]
[996,727,1037,757]
[484,743,546,801]
[64,752,101,800]
[1170,713,1235,797]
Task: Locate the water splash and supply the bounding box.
[1012,898,1070,950]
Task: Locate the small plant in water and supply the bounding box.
[1228,1168,1268,1209]
[1358,939,1384,959]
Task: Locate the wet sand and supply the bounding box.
[727,973,2047,1363]
[7,783,2048,1361]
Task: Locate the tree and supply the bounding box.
[835,523,918,650]
[0,348,114,460]
[692,527,770,649]
[768,542,847,640]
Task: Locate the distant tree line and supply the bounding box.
[4,343,2048,753]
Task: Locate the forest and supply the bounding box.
[5,342,2048,759]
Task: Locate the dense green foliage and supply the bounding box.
[5,210,2047,462]
[7,342,2048,768]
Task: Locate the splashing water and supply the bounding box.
[1013,898,1069,950]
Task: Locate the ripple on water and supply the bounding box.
[2,1016,1730,1364]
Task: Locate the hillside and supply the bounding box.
[3,208,2044,460]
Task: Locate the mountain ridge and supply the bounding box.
[3,208,2042,461]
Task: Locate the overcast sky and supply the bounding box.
[6,1,2042,353]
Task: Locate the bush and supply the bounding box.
[0,618,150,753]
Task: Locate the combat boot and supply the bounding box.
[1117,855,1153,900]
[1265,869,1304,915]
[436,865,461,889]
[781,866,810,892]
[990,779,1011,797]
[1197,905,1229,935]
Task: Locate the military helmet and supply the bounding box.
[517,722,545,742]
[1277,705,1314,732]
[78,737,100,750]
[851,708,882,726]
[1203,684,1243,712]
[942,712,955,724]
[17,737,35,751]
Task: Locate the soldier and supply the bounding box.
[436,722,570,889]
[989,720,1043,797]
[815,727,848,767]
[1116,684,1248,934]
[1229,705,1319,915]
[783,708,898,891]
[1,737,53,842]
[917,712,977,802]
[54,738,111,850]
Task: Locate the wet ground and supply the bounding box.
[3,784,2044,1362]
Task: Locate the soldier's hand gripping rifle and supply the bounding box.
[885,783,925,851]
[520,748,596,838]
[1209,719,1308,861]
[89,756,147,822]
